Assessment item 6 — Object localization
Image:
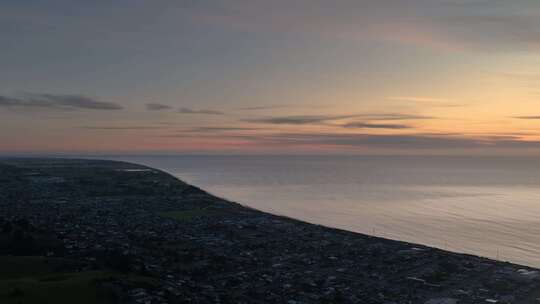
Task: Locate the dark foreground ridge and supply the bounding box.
[1,158,540,304]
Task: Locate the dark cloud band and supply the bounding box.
[146,103,172,111]
[343,122,412,129]
[0,93,123,110]
[243,113,432,125]
[178,107,223,115]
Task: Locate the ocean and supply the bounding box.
[106,155,540,267]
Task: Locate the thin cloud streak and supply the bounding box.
[513,116,540,120]
[146,103,172,111]
[82,126,163,130]
[243,113,433,125]
[387,96,450,103]
[349,113,434,121]
[242,114,358,125]
[228,132,540,149]
[343,122,412,129]
[178,107,224,115]
[0,93,123,110]
[237,105,288,111]
[185,126,264,132]
[387,96,464,108]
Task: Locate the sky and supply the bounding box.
[2,0,540,155]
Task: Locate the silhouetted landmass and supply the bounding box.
[1,158,540,303]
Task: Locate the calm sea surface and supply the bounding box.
[106,155,540,267]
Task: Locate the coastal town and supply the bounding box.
[1,158,540,303]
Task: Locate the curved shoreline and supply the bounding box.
[123,157,538,269]
[2,157,540,303]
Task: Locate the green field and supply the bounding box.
[0,256,156,304]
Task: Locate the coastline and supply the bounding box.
[1,157,540,303]
[107,154,540,270]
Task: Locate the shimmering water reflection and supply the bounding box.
[110,155,540,267]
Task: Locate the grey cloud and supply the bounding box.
[242,114,358,125]
[82,126,163,130]
[513,116,540,120]
[237,104,333,111]
[243,113,432,125]
[186,126,264,132]
[178,107,224,115]
[237,105,288,111]
[146,103,172,111]
[0,93,123,110]
[0,96,22,107]
[343,122,412,129]
[354,114,434,120]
